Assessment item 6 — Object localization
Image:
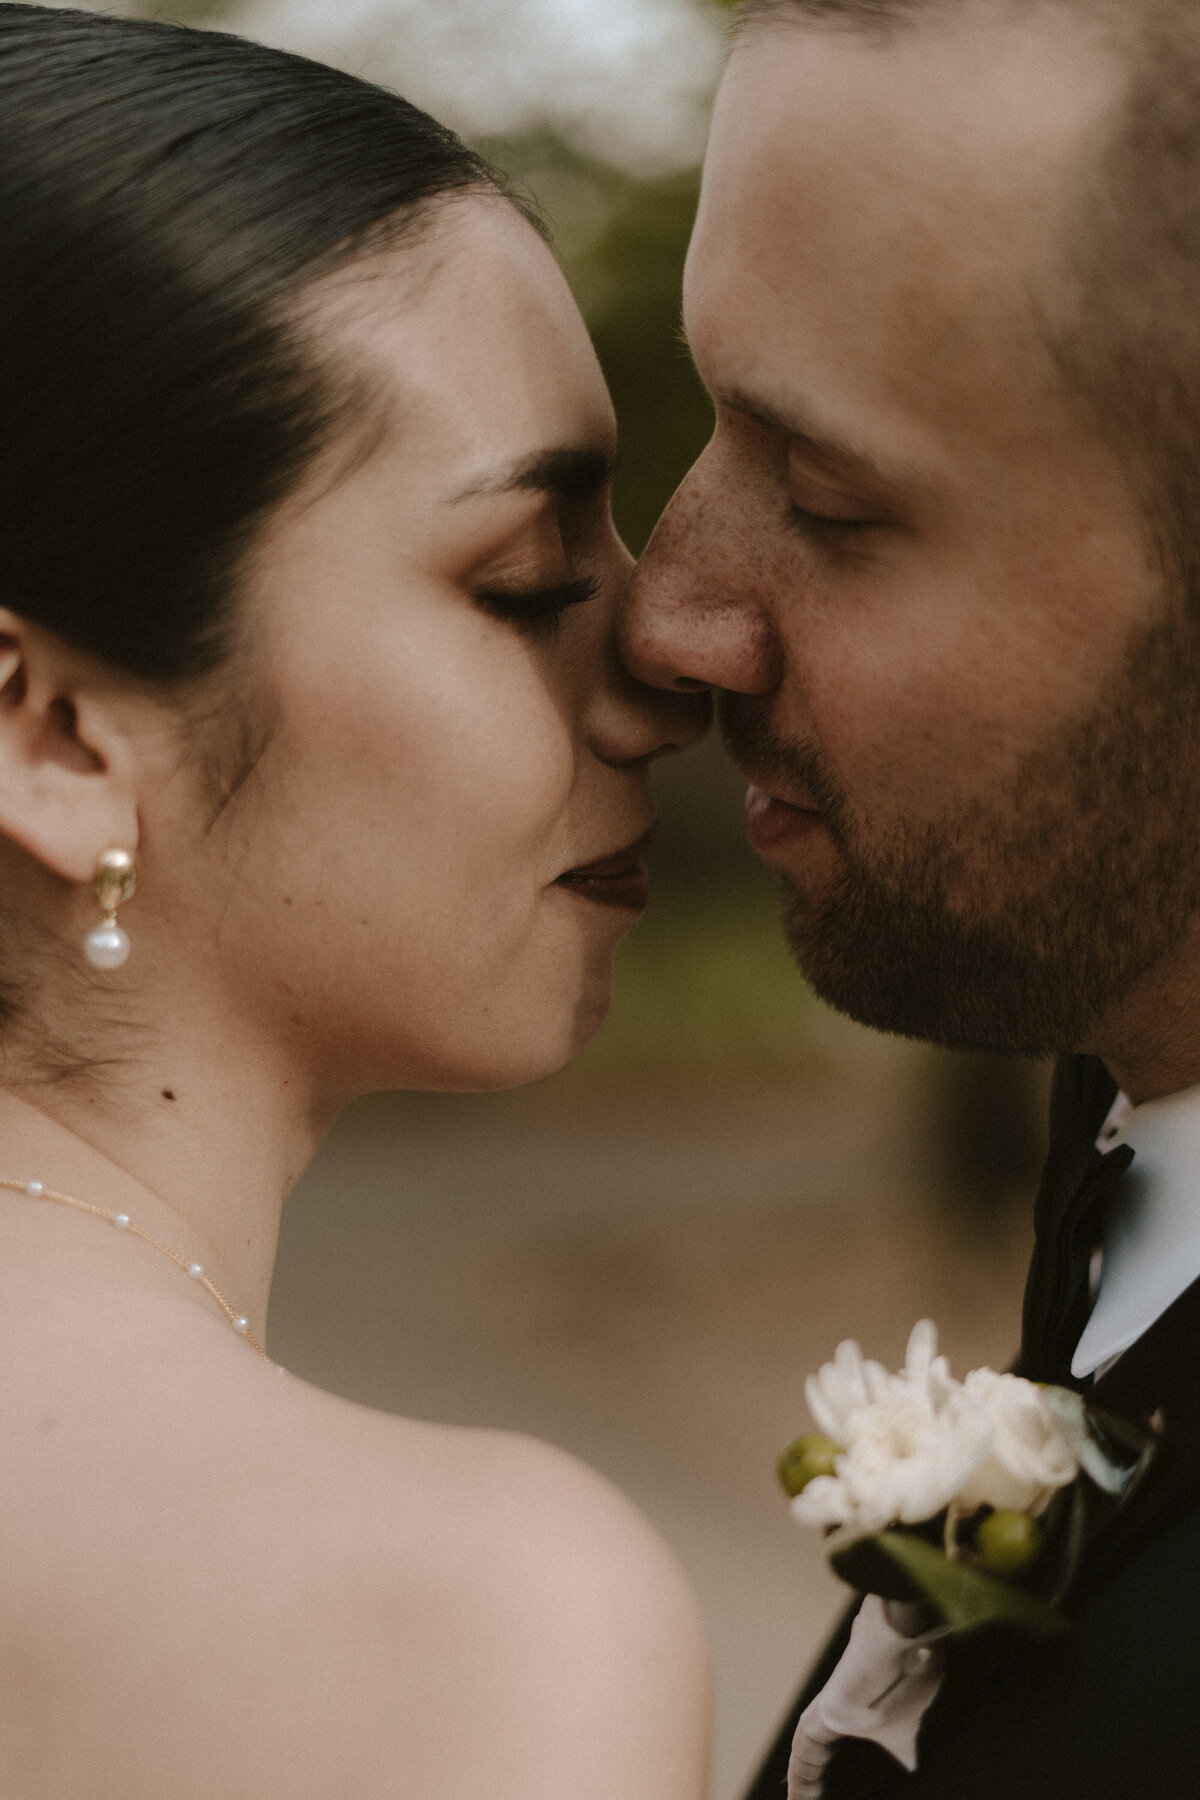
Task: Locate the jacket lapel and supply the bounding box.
[1072,1272,1200,1598]
[1016,1054,1119,1386]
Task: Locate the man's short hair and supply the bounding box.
[730,0,1200,617]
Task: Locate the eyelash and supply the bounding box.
[475,573,602,636]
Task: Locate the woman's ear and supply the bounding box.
[0,609,140,884]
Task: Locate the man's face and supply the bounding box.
[623,11,1200,1056]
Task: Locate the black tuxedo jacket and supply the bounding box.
[745,1056,1200,1800]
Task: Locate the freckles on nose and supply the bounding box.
[622,456,790,690]
[624,491,711,631]
[649,483,712,580]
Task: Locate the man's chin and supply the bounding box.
[778,873,1100,1057]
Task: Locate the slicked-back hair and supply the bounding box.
[730,0,1200,616]
[0,5,523,683]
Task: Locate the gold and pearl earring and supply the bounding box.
[84,846,137,970]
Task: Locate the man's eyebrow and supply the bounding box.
[450,444,616,505]
[716,386,899,488]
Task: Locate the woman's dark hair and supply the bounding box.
[0,5,518,680]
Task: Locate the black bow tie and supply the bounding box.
[1016,1054,1134,1389]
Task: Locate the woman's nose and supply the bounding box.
[589,643,711,767]
[583,526,710,768]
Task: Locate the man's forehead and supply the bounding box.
[685,9,1124,431]
[698,9,1124,296]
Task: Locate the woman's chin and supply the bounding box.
[422,967,616,1095]
[563,971,615,1063]
[507,980,615,1089]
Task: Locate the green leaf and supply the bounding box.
[831,1531,1069,1637]
[831,1533,929,1606]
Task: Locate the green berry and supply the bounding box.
[975,1509,1042,1577]
[777,1434,840,1498]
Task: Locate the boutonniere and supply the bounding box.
[779,1322,1158,1637]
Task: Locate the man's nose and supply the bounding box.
[619,475,782,696]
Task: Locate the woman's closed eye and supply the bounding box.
[475,572,601,638]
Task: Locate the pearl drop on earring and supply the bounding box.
[84,847,137,971]
[84,922,131,969]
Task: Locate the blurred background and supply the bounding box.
[36,0,1048,1791]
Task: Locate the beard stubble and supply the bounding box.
[721,607,1200,1056]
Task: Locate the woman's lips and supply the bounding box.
[555,831,652,912]
[745,784,825,857]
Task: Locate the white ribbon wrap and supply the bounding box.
[787,1596,947,1800]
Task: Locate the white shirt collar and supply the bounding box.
[1072,1080,1200,1379]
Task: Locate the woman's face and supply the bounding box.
[168,198,703,1101]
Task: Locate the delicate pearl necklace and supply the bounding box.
[3,1176,270,1361]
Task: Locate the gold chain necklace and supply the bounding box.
[2,1176,270,1360]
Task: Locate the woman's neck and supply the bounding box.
[0,1024,323,1339]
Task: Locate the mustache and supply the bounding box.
[718,693,853,851]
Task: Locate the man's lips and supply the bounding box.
[745,784,826,856]
[555,830,653,912]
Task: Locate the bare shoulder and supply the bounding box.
[0,1317,707,1800]
[227,1367,712,1800]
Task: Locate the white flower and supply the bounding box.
[795,1397,988,1539]
[792,1323,1080,1543]
[805,1319,956,1442]
[952,1369,1081,1516]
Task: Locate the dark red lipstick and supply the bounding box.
[555,830,653,912]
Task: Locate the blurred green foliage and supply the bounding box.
[567,172,714,555]
[565,887,821,1090]
[158,0,238,18]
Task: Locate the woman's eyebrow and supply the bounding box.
[449,444,616,505]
